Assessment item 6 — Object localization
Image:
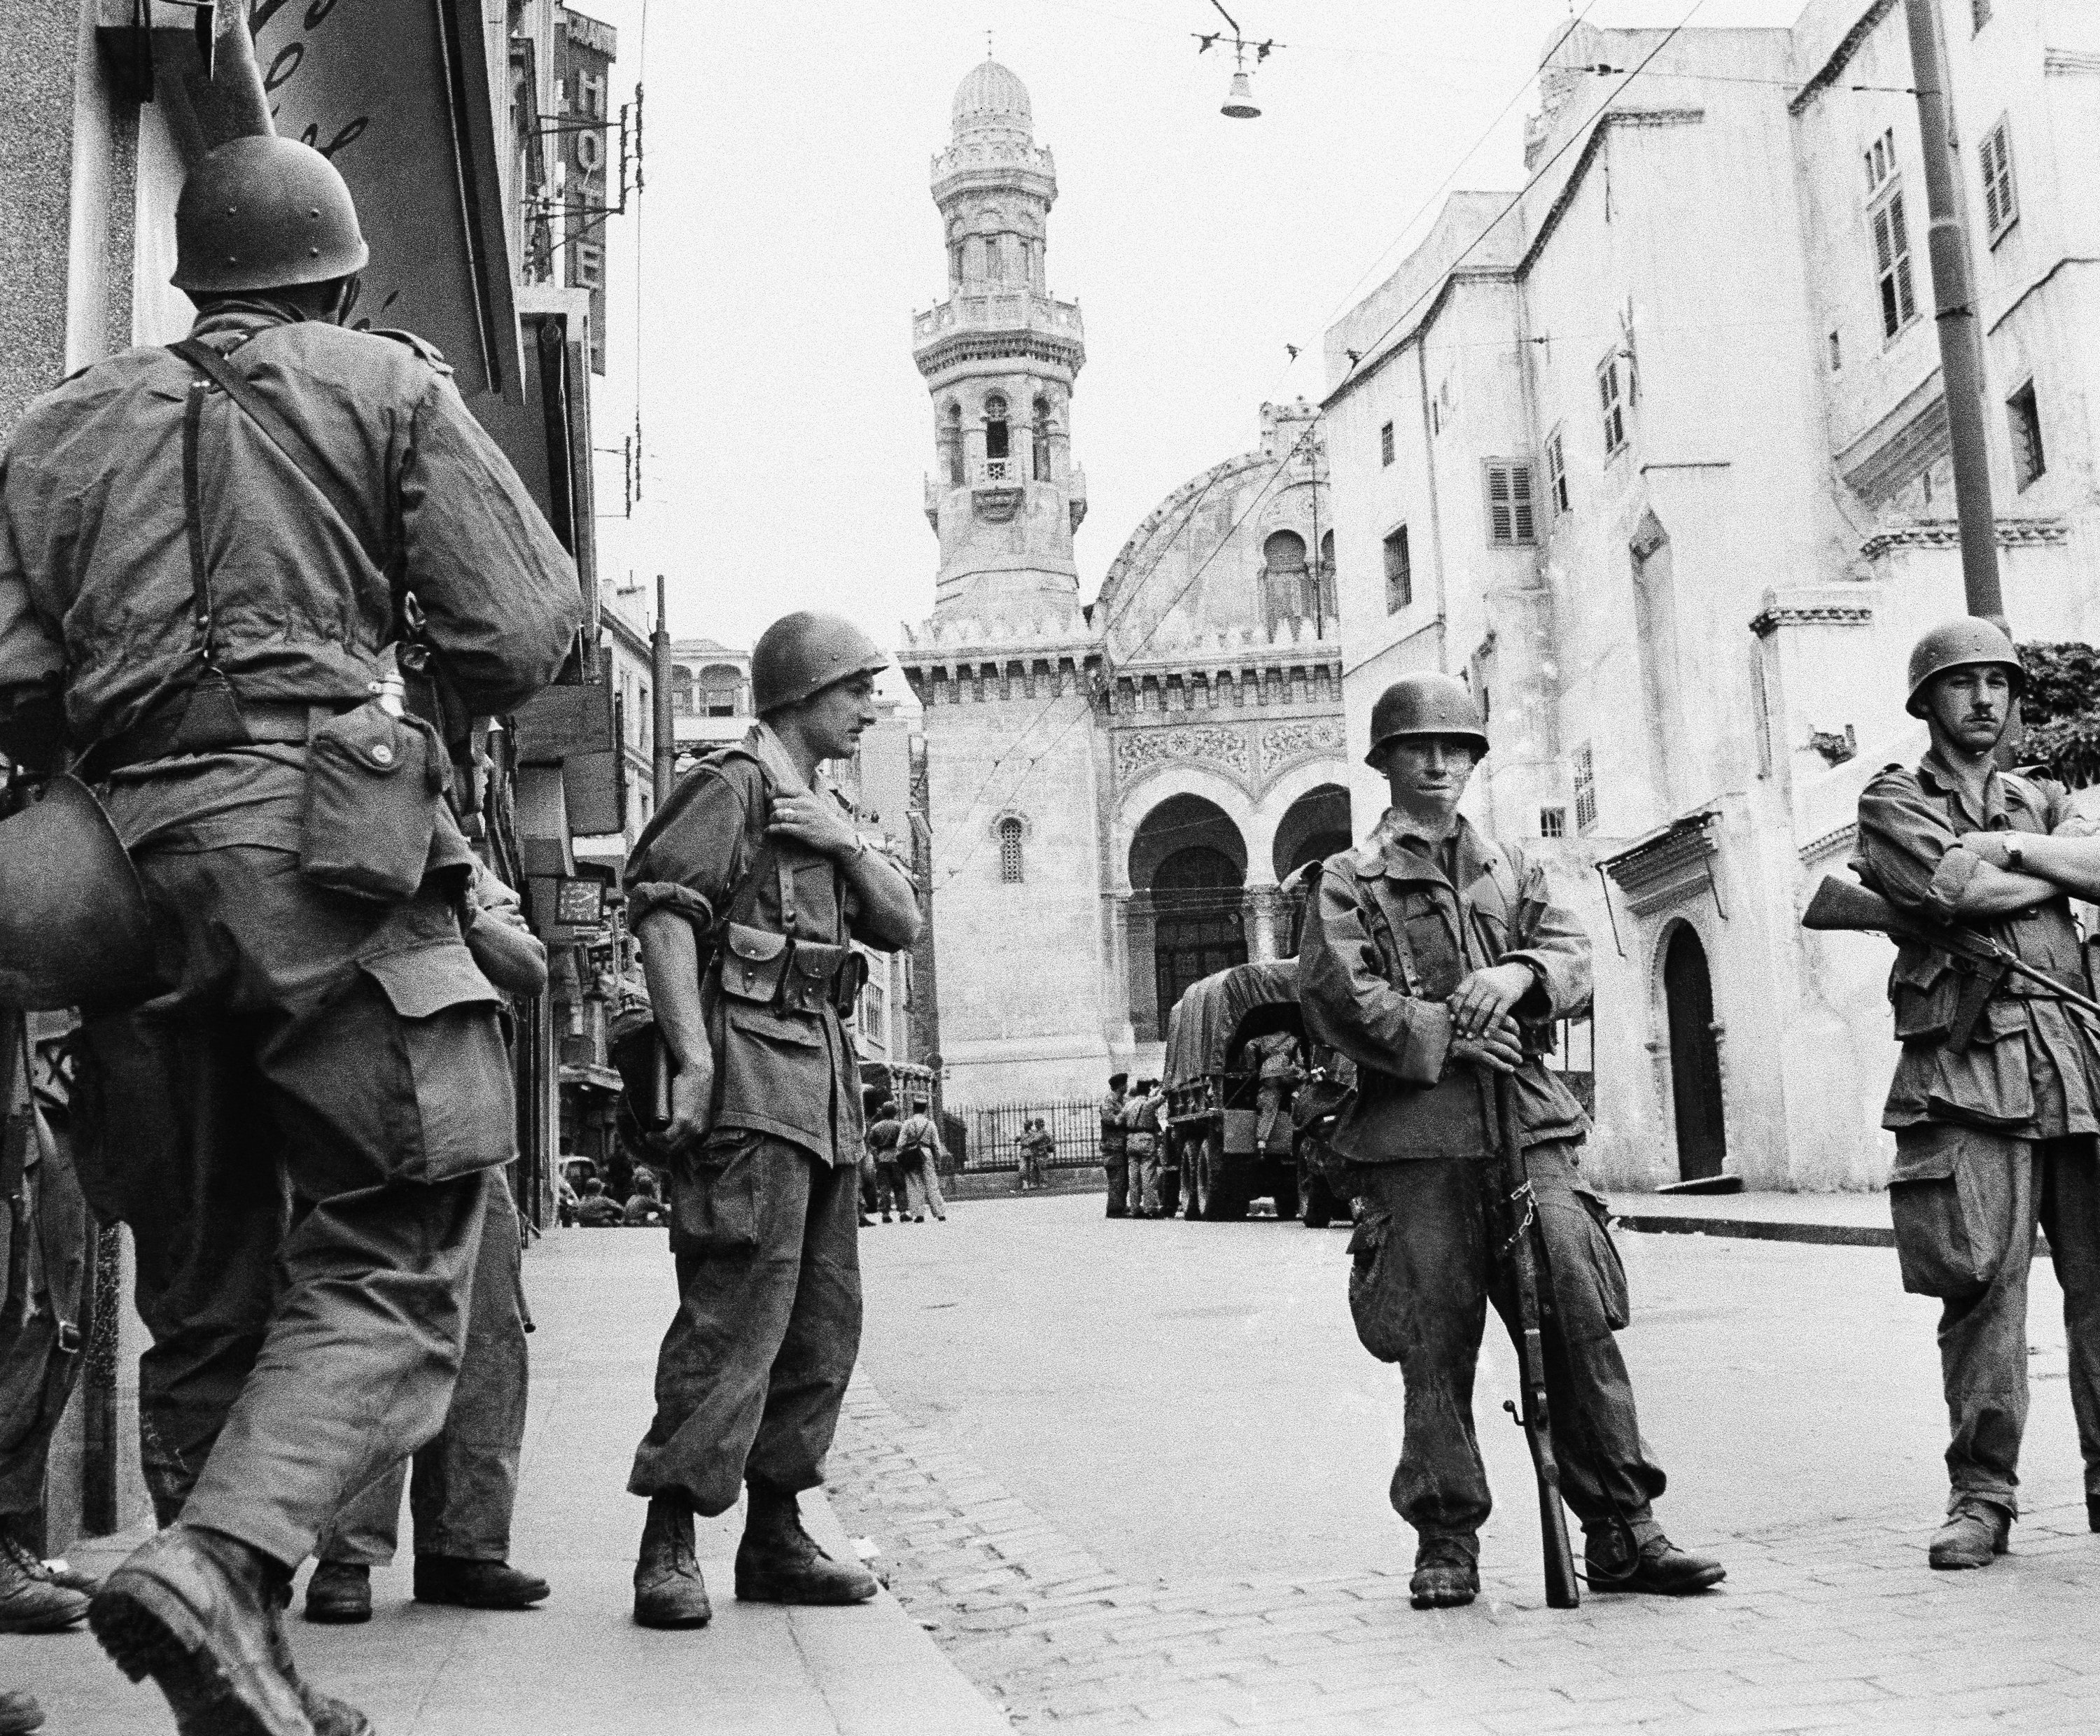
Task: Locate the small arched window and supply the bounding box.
[1318,529,1338,621]
[1031,395,1052,482]
[941,402,964,486]
[671,666,694,715]
[997,817,1024,883]
[1262,530,1310,633]
[985,393,1010,463]
[699,664,744,718]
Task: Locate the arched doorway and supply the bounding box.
[1662,925,1726,1181]
[1270,784,1353,956]
[1129,796,1249,1032]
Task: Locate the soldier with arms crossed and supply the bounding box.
[1855,620,2100,1569]
[1299,674,1722,1610]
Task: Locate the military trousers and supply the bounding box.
[74,845,514,1570]
[1103,1153,1129,1215]
[629,1129,861,1516]
[1346,1142,1667,1548]
[1889,1124,2100,1514]
[317,1178,528,1564]
[0,1102,88,1530]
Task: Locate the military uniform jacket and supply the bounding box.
[1855,749,2100,1146]
[0,302,579,766]
[626,732,894,1166]
[1299,811,1591,1163]
[1098,1093,1128,1156]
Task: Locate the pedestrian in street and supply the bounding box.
[0,133,580,1733]
[1299,673,1723,1611]
[1100,1073,1131,1217]
[866,1099,908,1222]
[896,1100,950,1222]
[0,1017,97,1635]
[576,1178,626,1227]
[624,611,920,1629]
[622,1169,671,1228]
[1252,1032,1302,1161]
[1016,1119,1053,1191]
[1854,620,2100,1569]
[1123,1082,1166,1218]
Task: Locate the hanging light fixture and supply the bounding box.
[1195,0,1281,121]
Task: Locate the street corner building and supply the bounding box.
[1317,1,2100,1195]
[897,59,1355,1105]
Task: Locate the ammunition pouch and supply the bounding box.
[300,700,448,904]
[717,923,864,1018]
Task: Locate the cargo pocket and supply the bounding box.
[1347,1208,1401,1361]
[671,1129,764,1256]
[1570,1184,1631,1334]
[359,941,514,1184]
[1889,1126,2015,1299]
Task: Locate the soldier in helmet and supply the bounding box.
[1855,619,2100,1570]
[1299,673,1723,1611]
[0,134,579,1732]
[622,610,920,1629]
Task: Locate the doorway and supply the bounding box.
[1662,925,1726,1181]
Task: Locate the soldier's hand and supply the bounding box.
[1448,963,1536,1039]
[1448,1009,1524,1074]
[767,790,862,860]
[662,1055,717,1155]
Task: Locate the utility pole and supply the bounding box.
[1902,0,2003,624]
[651,573,676,804]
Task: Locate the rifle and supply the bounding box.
[1801,876,2100,1043]
[1485,1068,1581,1610]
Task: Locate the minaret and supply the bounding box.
[913,59,1088,617]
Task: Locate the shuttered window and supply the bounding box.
[1573,743,1597,835]
[1872,190,1918,339]
[1383,525,1411,612]
[1597,355,1627,457]
[1379,421,1394,467]
[1483,460,1536,547]
[1981,119,2017,241]
[997,818,1024,883]
[1546,426,1569,514]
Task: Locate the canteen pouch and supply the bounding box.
[720,923,792,1006]
[300,701,446,902]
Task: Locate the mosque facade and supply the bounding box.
[897,59,1354,1106]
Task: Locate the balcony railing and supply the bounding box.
[912,290,1084,347]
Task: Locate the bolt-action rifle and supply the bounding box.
[1801,876,2100,1046]
[1483,1068,1581,1610]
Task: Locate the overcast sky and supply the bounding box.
[578,0,1800,655]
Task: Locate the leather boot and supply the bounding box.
[1929,1497,2011,1570]
[264,1581,371,1736]
[633,1494,712,1628]
[413,1555,550,1610]
[0,1690,43,1735]
[734,1482,878,1606]
[88,1525,317,1736]
[0,1534,88,1633]
[1586,1526,1727,1595]
[301,1562,371,1625]
[1408,1535,1478,1610]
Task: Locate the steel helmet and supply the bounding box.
[0,777,157,1011]
[1904,617,2025,718]
[750,612,890,715]
[172,135,370,295]
[1365,673,1490,767]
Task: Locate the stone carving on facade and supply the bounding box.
[1256,717,1345,776]
[1114,724,1250,785]
[1856,517,2068,564]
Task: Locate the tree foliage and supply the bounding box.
[2018,641,2100,789]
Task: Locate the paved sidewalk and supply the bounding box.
[1606,1189,1898,1248]
[4,1227,1011,1736]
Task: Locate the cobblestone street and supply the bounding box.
[828,1193,2100,1735]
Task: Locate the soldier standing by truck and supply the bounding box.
[623,612,920,1630]
[0,134,580,1733]
[1299,673,1722,1611]
[1100,1072,1131,1217]
[1853,620,2100,1570]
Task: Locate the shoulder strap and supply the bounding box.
[169,337,389,580]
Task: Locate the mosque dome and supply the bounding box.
[953,59,1032,135]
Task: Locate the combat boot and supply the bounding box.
[264,1581,371,1736]
[88,1524,316,1736]
[301,1562,370,1625]
[1586,1526,1727,1595]
[1928,1497,2011,1569]
[1408,1535,1478,1610]
[414,1554,550,1609]
[0,1535,89,1632]
[633,1494,712,1628]
[734,1481,878,1605]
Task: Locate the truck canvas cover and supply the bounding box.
[1161,958,1301,1092]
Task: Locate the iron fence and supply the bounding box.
[955,1098,1104,1172]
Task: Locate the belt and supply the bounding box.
[83,701,337,777]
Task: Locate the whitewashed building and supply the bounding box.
[1322,0,2100,1191]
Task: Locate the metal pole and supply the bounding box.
[651,573,676,804]
[1902,0,2003,624]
